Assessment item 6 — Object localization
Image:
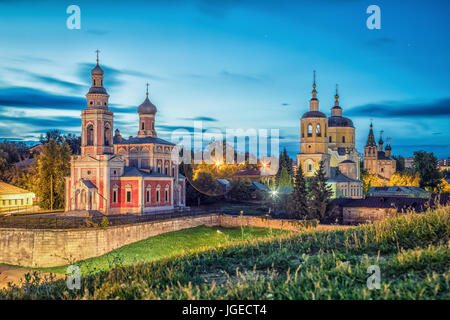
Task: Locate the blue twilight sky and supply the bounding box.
[0,0,449,158]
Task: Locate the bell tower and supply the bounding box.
[137,83,158,138]
[364,122,378,175]
[81,50,114,155]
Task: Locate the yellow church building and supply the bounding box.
[297,72,363,199]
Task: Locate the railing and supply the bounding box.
[0,208,220,229]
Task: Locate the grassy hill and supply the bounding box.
[1,206,449,300]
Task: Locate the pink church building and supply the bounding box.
[65,56,185,215]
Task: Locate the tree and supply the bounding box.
[392,155,406,173]
[387,172,420,187]
[287,164,309,219]
[362,173,383,195]
[413,151,442,191]
[275,148,293,186]
[308,160,333,222]
[278,167,292,187]
[228,179,252,201]
[35,139,71,210]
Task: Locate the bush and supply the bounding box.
[100,216,109,229]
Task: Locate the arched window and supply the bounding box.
[141,122,145,130]
[316,124,321,137]
[146,185,151,203]
[172,167,175,177]
[329,136,332,143]
[165,185,169,202]
[164,163,169,175]
[307,124,313,137]
[157,161,162,173]
[156,185,161,203]
[342,136,346,143]
[104,124,111,146]
[86,124,94,146]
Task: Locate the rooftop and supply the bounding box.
[0,181,34,196]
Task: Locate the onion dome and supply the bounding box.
[137,84,157,114]
[91,50,104,75]
[328,85,354,127]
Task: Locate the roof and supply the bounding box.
[249,182,270,191]
[365,124,376,147]
[217,179,230,186]
[115,136,175,146]
[377,150,393,160]
[331,196,430,212]
[137,96,157,114]
[368,186,430,197]
[91,64,104,75]
[81,179,97,189]
[301,111,326,118]
[0,181,34,195]
[328,116,354,128]
[232,168,261,177]
[340,160,355,164]
[87,86,108,95]
[278,186,293,193]
[328,167,361,183]
[122,166,171,178]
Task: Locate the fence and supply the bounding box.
[0,208,219,229]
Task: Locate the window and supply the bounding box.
[104,124,111,146]
[126,191,131,203]
[141,122,145,130]
[308,164,312,172]
[156,185,160,203]
[90,101,93,105]
[165,165,169,175]
[113,190,117,203]
[165,189,168,202]
[316,124,321,137]
[146,190,150,203]
[342,136,346,143]
[307,124,313,137]
[329,136,332,143]
[86,124,94,146]
[172,167,175,177]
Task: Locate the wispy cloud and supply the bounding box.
[347,98,450,117]
[0,87,84,109]
[181,116,218,122]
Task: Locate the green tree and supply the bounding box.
[228,179,252,201]
[36,139,71,210]
[287,164,309,219]
[278,167,292,187]
[413,151,442,191]
[275,148,293,186]
[392,155,405,173]
[308,160,333,222]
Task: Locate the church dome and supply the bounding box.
[328,116,354,128]
[301,110,326,118]
[138,96,157,114]
[91,64,104,76]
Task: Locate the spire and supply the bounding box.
[334,84,339,106]
[309,70,319,111]
[378,130,384,151]
[146,82,149,97]
[365,122,376,147]
[96,49,100,65]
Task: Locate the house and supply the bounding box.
[0,181,35,213]
[368,186,430,198]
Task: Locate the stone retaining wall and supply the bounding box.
[0,214,305,268]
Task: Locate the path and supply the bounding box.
[0,265,64,289]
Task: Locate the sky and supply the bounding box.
[0,0,449,158]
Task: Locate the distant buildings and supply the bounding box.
[404,157,414,169]
[438,158,450,171]
[0,181,35,213]
[363,123,396,181]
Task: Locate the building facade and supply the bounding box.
[296,73,362,199]
[363,123,396,181]
[65,56,185,215]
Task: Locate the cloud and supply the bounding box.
[0,114,80,128]
[5,67,85,92]
[281,103,290,106]
[76,63,165,89]
[181,116,218,122]
[346,98,450,118]
[0,87,84,109]
[186,70,267,83]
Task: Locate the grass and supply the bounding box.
[1,206,449,300]
[31,226,286,275]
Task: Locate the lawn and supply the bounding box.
[38,225,286,275]
[1,206,449,300]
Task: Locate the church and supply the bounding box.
[363,123,396,181]
[296,72,363,199]
[64,55,186,215]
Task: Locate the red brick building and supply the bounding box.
[65,56,185,215]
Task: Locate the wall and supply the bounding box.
[0,214,306,268]
[343,207,398,224]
